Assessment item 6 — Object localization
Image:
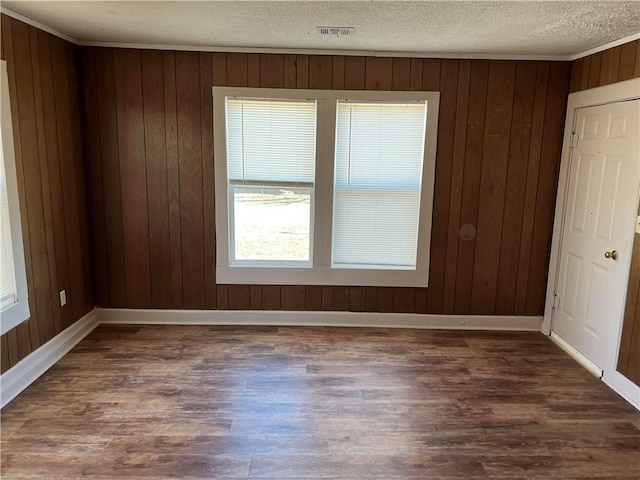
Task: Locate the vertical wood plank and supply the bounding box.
[586,52,602,88]
[29,26,58,343]
[226,53,248,87]
[376,287,393,313]
[332,56,345,89]
[163,51,183,308]
[349,287,366,312]
[283,54,297,88]
[365,57,392,90]
[216,285,228,309]
[247,54,260,87]
[261,286,281,310]
[176,52,205,308]
[212,52,226,86]
[525,62,570,315]
[618,41,638,82]
[66,43,93,315]
[579,56,590,90]
[344,56,365,90]
[1,335,9,374]
[365,288,377,312]
[309,56,332,89]
[415,288,428,314]
[95,48,127,307]
[34,31,70,329]
[79,47,109,309]
[321,287,333,311]
[281,286,306,310]
[421,59,441,90]
[409,58,423,91]
[427,59,459,314]
[569,57,584,93]
[332,287,349,311]
[296,55,308,88]
[204,52,218,309]
[7,329,19,368]
[141,50,171,308]
[443,60,471,314]
[113,48,152,308]
[494,62,537,314]
[454,60,489,314]
[634,40,640,77]
[391,58,411,90]
[305,286,322,311]
[52,37,88,323]
[515,62,549,314]
[250,285,261,309]
[393,288,415,313]
[260,54,283,88]
[228,285,251,310]
[617,217,640,375]
[471,61,517,314]
[598,48,613,86]
[12,19,49,348]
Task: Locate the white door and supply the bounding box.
[553,99,640,369]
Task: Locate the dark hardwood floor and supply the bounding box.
[1,325,639,479]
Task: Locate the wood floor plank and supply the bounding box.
[1,325,638,479]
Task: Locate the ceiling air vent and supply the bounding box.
[316,26,355,37]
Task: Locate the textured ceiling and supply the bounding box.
[3,1,640,57]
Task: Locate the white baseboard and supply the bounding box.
[97,308,543,331]
[0,309,99,408]
[548,332,604,378]
[603,370,640,412]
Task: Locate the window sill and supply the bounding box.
[216,266,429,288]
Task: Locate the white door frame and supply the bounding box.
[543,77,640,409]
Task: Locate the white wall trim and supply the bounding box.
[97,308,542,331]
[549,332,603,378]
[569,31,640,61]
[73,41,572,61]
[0,7,76,44]
[603,370,640,412]
[0,309,99,408]
[3,6,637,62]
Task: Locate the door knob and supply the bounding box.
[604,250,618,260]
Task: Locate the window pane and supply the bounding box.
[226,99,316,184]
[233,186,311,262]
[332,101,427,269]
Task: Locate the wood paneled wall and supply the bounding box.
[570,39,640,93]
[80,47,571,317]
[618,203,640,386]
[0,15,93,373]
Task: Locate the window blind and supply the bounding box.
[0,131,16,310]
[226,98,317,184]
[332,101,427,268]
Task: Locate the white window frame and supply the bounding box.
[1,60,30,335]
[213,87,440,287]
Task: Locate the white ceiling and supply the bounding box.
[3,1,640,59]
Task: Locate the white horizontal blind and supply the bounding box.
[0,130,16,310]
[226,98,317,184]
[332,101,427,268]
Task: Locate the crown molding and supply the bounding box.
[569,31,640,61]
[0,7,75,43]
[1,6,638,62]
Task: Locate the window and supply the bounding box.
[213,87,440,287]
[1,60,29,335]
